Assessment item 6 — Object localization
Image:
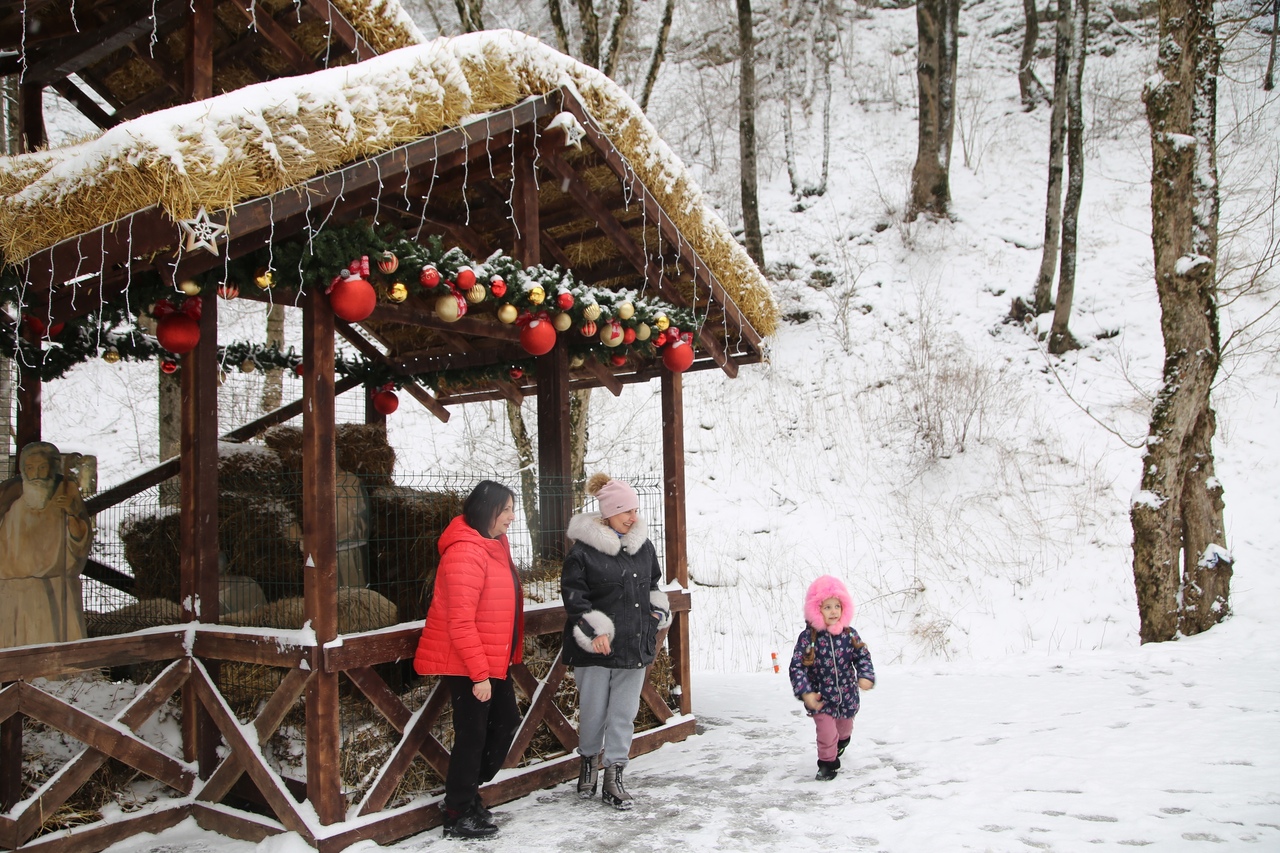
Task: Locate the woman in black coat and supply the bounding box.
[562,473,671,810]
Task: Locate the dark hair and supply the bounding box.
[462,480,516,537]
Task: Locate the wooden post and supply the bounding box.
[513,133,571,561]
[179,294,220,775]
[661,371,691,714]
[364,391,386,428]
[0,694,17,810]
[187,0,214,101]
[17,83,45,153]
[302,289,343,824]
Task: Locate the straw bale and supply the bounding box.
[86,598,184,637]
[218,493,305,599]
[224,587,399,632]
[563,235,617,269]
[368,486,463,622]
[120,511,182,602]
[261,423,396,485]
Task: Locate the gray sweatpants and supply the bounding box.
[574,665,647,768]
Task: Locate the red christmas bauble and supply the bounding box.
[330,277,377,322]
[420,265,441,287]
[579,320,598,337]
[520,317,558,356]
[156,312,201,354]
[23,315,46,336]
[557,292,575,310]
[510,367,524,380]
[610,354,627,367]
[161,360,179,374]
[623,327,636,345]
[372,389,399,415]
[217,283,239,300]
[456,267,476,289]
[48,322,65,337]
[490,276,507,298]
[294,363,306,376]
[662,341,695,373]
[378,252,400,274]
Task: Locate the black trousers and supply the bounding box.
[443,674,520,813]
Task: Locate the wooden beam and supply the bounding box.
[18,82,45,153]
[301,288,343,824]
[582,356,623,396]
[49,78,118,129]
[228,1,318,76]
[19,0,190,85]
[335,319,451,423]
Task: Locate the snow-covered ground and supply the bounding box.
[24,0,1280,850]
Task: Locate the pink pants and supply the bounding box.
[814,713,854,762]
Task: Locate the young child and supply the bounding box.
[788,575,876,781]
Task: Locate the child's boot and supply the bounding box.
[601,764,633,810]
[815,760,838,781]
[837,737,851,757]
[577,754,598,799]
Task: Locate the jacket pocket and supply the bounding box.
[641,610,659,661]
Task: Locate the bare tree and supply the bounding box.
[1265,0,1278,91]
[1032,4,1072,315]
[576,0,601,68]
[1,76,16,477]
[907,0,961,219]
[738,0,765,267]
[261,303,285,412]
[779,0,835,199]
[1047,0,1087,354]
[548,0,571,54]
[639,0,677,110]
[1019,0,1050,109]
[1132,0,1232,642]
[602,0,634,78]
[454,0,484,32]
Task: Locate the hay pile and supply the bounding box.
[0,32,777,338]
[368,486,462,623]
[261,423,397,488]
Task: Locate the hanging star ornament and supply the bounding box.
[178,207,228,255]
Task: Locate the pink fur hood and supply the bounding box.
[804,575,856,633]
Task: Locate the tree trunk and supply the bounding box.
[737,0,765,268]
[569,389,590,508]
[454,0,483,32]
[1019,0,1049,109]
[548,0,571,54]
[159,367,181,507]
[1132,0,1231,643]
[1,76,17,478]
[1265,0,1277,91]
[908,0,961,220]
[602,0,633,78]
[262,303,285,413]
[781,33,801,198]
[506,400,540,548]
[576,0,601,68]
[1047,0,1087,354]
[1033,4,1072,315]
[639,0,676,110]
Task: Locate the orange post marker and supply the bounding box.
[771,652,779,673]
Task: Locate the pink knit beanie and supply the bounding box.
[587,472,639,518]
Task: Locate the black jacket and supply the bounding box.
[561,512,671,669]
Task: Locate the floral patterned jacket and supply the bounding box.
[788,625,876,719]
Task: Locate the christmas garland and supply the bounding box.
[0,222,702,394]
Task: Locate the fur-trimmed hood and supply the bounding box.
[566,511,649,556]
[804,575,856,634]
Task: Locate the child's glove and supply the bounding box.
[801,692,825,712]
[857,678,874,690]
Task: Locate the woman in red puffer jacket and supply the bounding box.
[414,480,524,840]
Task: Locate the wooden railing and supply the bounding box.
[0,593,693,853]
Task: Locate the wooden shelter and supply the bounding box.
[0,27,775,853]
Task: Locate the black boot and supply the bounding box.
[837,737,851,757]
[601,764,633,810]
[577,754,599,799]
[471,796,493,822]
[815,760,838,782]
[442,803,498,839]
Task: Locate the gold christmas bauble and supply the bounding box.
[102,348,121,364]
[552,312,573,332]
[254,268,275,290]
[617,301,635,320]
[178,279,202,296]
[582,303,602,322]
[240,359,257,373]
[600,321,625,347]
[528,285,546,305]
[636,323,651,342]
[466,284,487,304]
[570,355,586,369]
[654,313,670,332]
[435,292,466,322]
[388,282,409,303]
[497,304,519,324]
